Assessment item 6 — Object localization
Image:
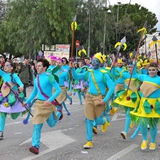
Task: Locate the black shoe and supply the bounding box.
[93,126,98,134]
[0,132,3,140]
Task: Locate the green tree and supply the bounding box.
[74,0,113,56]
[74,2,158,56]
[3,0,75,57]
[109,3,158,52]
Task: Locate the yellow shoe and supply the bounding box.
[83,141,93,149]
[110,107,119,115]
[106,121,110,126]
[122,108,125,113]
[149,143,156,150]
[141,140,148,150]
[130,121,134,128]
[101,120,110,132]
[120,131,127,139]
[93,127,98,134]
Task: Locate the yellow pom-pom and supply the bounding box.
[4,102,9,107]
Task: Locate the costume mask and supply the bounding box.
[92,58,100,69]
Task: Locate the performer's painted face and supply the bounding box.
[117,63,123,67]
[100,62,104,67]
[148,67,157,77]
[57,61,63,67]
[92,58,100,69]
[36,62,45,74]
[128,65,134,74]
[62,59,67,65]
[50,60,55,66]
[4,62,13,72]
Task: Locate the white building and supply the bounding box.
[139,31,160,59]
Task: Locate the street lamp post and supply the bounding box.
[117,2,121,23]
[116,2,121,42]
[102,2,111,55]
[102,0,107,55]
[88,0,91,58]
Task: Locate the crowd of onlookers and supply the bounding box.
[0,55,93,88]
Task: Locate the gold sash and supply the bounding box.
[140,82,160,97]
[125,79,139,92]
[1,82,14,97]
[55,86,67,103]
[115,83,124,93]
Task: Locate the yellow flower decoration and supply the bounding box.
[4,102,9,107]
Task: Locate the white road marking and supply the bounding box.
[65,102,84,105]
[5,108,83,126]
[111,113,125,121]
[21,130,75,160]
[68,108,83,112]
[106,144,139,160]
[6,121,22,126]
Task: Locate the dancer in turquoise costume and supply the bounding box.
[0,60,25,140]
[70,53,114,149]
[62,57,70,71]
[139,58,150,75]
[112,61,140,139]
[47,56,57,72]
[55,57,71,115]
[71,65,86,105]
[130,62,160,150]
[92,53,115,134]
[61,57,72,105]
[114,58,126,97]
[23,58,62,154]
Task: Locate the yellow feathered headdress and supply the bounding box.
[117,58,123,64]
[102,54,107,62]
[136,61,142,67]
[94,52,103,63]
[142,59,150,66]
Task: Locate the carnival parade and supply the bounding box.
[1,0,160,159]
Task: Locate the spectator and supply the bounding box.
[18,56,33,97]
[84,57,92,68]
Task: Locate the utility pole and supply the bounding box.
[102,0,107,55]
[103,0,107,54]
[116,2,121,42]
[88,0,91,57]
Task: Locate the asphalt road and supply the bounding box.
[0,87,160,160]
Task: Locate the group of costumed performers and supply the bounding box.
[23,58,63,154]
[1,51,160,154]
[0,60,31,140]
[130,62,160,151]
[111,53,160,151]
[70,52,115,149]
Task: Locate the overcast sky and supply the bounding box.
[109,0,160,30]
